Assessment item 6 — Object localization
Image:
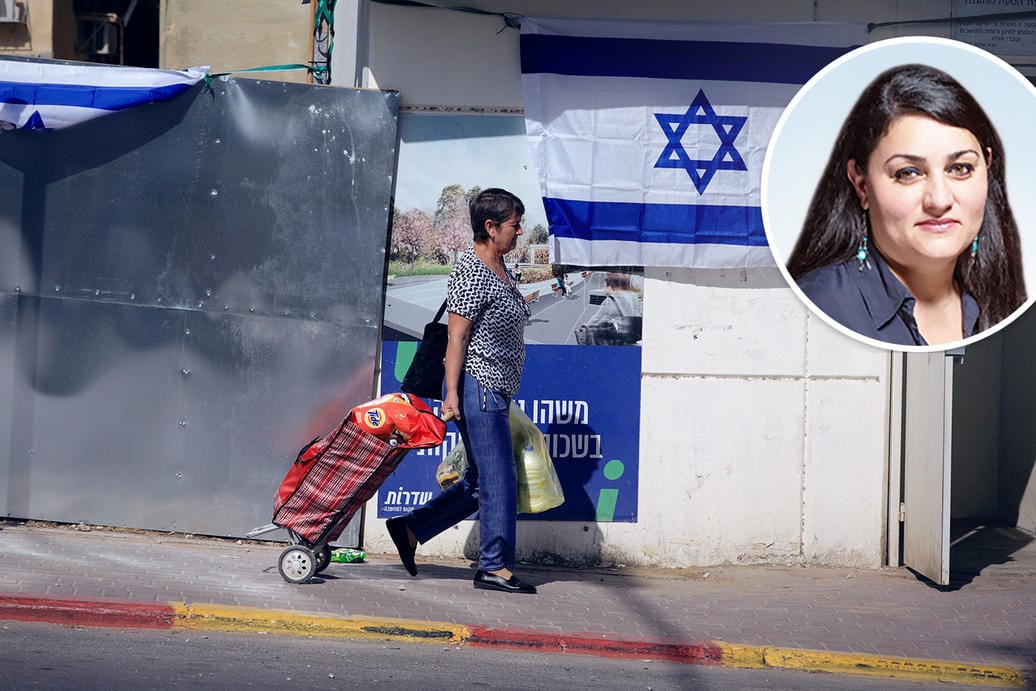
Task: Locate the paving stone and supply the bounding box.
[0,521,1032,675]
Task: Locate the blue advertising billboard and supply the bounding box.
[378,343,640,522]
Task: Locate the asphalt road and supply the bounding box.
[384,273,602,344]
[0,620,978,690]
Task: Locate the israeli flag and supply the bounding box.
[521,19,865,268]
[0,58,208,131]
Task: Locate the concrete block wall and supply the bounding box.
[635,268,889,567]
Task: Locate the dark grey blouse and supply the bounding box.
[796,251,978,346]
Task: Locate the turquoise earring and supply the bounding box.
[856,235,870,271]
[857,211,871,271]
[971,236,979,259]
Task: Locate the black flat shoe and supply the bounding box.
[473,569,536,594]
[386,516,417,576]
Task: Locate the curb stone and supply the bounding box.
[1,594,1025,686]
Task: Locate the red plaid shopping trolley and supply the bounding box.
[248,394,446,584]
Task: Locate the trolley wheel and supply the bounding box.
[314,544,332,573]
[277,545,317,584]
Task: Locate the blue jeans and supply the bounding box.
[406,371,517,572]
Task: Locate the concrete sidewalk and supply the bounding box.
[1,520,1032,687]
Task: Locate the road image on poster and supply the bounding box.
[383,112,644,348]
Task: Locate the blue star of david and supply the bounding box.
[22,111,46,130]
[654,89,748,195]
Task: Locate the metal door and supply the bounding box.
[900,351,954,585]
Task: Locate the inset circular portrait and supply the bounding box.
[763,37,1036,352]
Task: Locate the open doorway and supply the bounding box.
[949,310,1036,586]
[890,304,1036,588]
[893,308,1036,587]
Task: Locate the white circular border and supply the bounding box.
[762,36,1036,353]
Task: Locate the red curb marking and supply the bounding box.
[466,626,725,665]
[0,595,177,629]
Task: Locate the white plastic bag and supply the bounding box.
[436,443,467,489]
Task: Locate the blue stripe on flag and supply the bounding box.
[543,198,768,247]
[520,35,854,84]
[0,81,192,111]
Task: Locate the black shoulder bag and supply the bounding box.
[400,300,448,400]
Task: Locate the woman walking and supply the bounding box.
[387,188,536,594]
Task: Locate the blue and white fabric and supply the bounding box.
[520,18,866,268]
[0,58,207,131]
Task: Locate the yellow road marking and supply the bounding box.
[718,642,1024,687]
[171,603,468,644]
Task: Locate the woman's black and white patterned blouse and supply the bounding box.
[446,248,531,396]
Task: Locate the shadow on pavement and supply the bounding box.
[910,519,1035,591]
[949,520,1034,584]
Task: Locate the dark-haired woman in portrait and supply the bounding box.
[788,63,1025,346]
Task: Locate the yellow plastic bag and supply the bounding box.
[433,405,565,514]
[510,404,565,514]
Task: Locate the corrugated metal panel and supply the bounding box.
[0,70,399,543]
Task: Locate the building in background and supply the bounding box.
[0,1,311,82]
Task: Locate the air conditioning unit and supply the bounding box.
[0,0,24,23]
[86,21,118,55]
[76,13,121,59]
